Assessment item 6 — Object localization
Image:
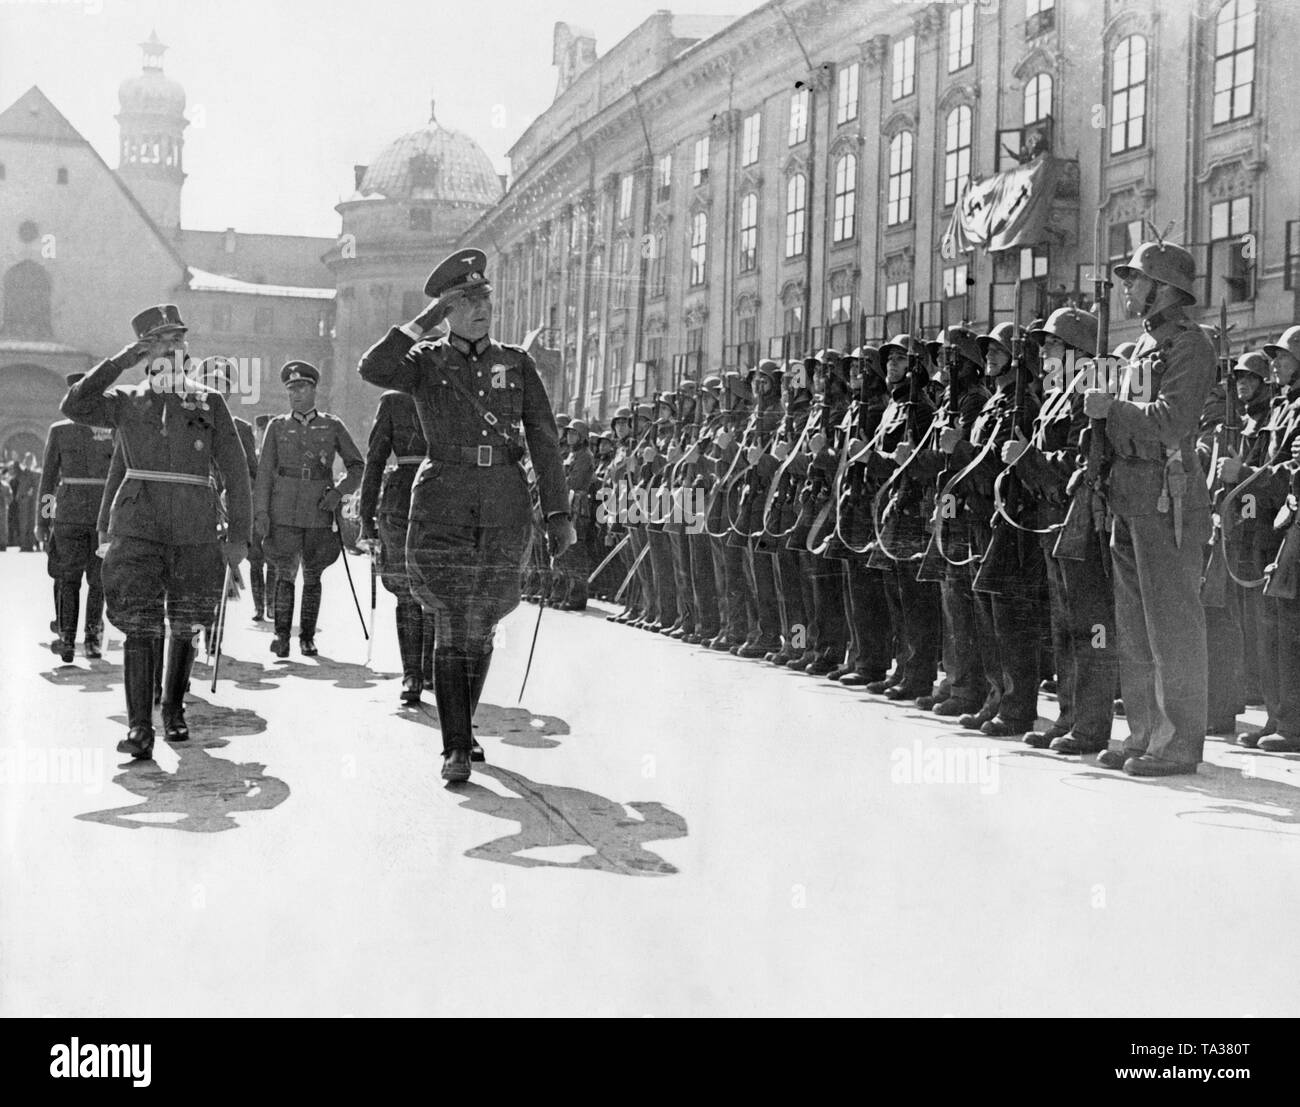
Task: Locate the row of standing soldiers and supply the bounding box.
[575,240,1300,775]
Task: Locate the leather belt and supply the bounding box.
[61,477,107,486]
[395,455,425,466]
[426,443,523,468]
[278,465,331,480]
[124,468,213,488]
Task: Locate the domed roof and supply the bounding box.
[118,31,185,117]
[360,105,502,206]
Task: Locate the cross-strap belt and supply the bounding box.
[60,477,107,486]
[394,455,425,466]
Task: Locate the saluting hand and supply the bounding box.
[111,339,151,370]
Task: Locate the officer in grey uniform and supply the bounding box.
[254,361,365,657]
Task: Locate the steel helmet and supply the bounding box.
[929,325,983,368]
[1232,351,1271,381]
[1113,241,1198,305]
[1026,307,1098,357]
[1264,326,1300,362]
[555,412,572,428]
[978,321,1018,359]
[879,333,923,361]
[567,419,590,440]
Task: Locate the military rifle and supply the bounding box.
[1054,207,1112,565]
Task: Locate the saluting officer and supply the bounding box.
[254,361,365,658]
[357,248,573,783]
[1084,242,1216,776]
[36,372,115,661]
[61,305,250,759]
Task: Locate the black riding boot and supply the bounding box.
[84,573,104,658]
[395,598,424,704]
[271,578,294,657]
[152,637,164,704]
[433,651,473,781]
[119,635,158,759]
[421,611,436,688]
[299,575,321,655]
[161,634,197,742]
[249,560,266,620]
[53,580,79,663]
[466,647,492,762]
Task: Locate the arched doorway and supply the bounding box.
[0,362,68,463]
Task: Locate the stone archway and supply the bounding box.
[0,362,68,463]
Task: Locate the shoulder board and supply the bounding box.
[500,343,529,357]
[50,418,74,430]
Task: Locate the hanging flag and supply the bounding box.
[942,154,1060,255]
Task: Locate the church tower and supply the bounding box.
[116,31,187,232]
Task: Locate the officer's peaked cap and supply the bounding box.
[281,360,320,385]
[423,248,492,300]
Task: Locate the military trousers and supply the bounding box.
[667,527,693,629]
[844,558,892,679]
[775,546,808,650]
[893,562,941,691]
[1111,507,1211,764]
[646,526,678,627]
[1045,528,1116,746]
[988,536,1048,726]
[263,524,341,582]
[102,535,224,639]
[407,518,532,654]
[688,530,720,636]
[742,544,780,643]
[1264,592,1300,740]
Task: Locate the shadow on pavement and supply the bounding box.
[454,764,687,875]
[76,698,289,833]
[412,700,569,750]
[1065,754,1300,833]
[258,654,399,689]
[40,657,123,695]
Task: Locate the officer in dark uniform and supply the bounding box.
[254,361,365,657]
[36,372,115,661]
[61,305,250,759]
[358,387,436,704]
[357,248,573,783]
[1084,242,1216,775]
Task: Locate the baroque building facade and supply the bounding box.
[463,0,1299,421]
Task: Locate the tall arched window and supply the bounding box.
[2,261,52,338]
[785,174,807,257]
[1024,72,1053,125]
[1214,0,1256,124]
[887,132,913,225]
[1110,35,1147,154]
[944,107,971,207]
[832,153,857,242]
